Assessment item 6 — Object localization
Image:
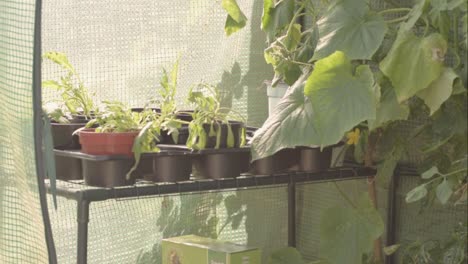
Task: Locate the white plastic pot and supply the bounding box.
[266,81,289,115]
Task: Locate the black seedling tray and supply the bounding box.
[54,150,138,187]
[54,147,195,187]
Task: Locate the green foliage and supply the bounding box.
[87,101,146,133]
[129,60,185,178]
[222,0,247,36]
[186,83,245,150]
[261,0,295,43]
[368,78,409,131]
[401,223,467,264]
[320,193,384,264]
[406,157,467,204]
[380,31,447,102]
[223,0,467,261]
[416,67,459,115]
[312,0,387,61]
[250,75,319,161]
[42,51,95,121]
[305,51,376,148]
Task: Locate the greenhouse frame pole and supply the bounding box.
[33,0,58,262]
[288,181,296,247]
[77,199,90,264]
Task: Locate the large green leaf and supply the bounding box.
[262,0,295,42]
[250,74,320,161]
[368,82,409,130]
[305,51,376,148]
[417,67,459,115]
[320,193,384,264]
[380,31,447,102]
[222,0,247,36]
[312,0,387,60]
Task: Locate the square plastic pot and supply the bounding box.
[250,148,300,175]
[192,147,250,179]
[142,145,193,182]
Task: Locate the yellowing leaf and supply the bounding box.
[417,67,459,115]
[380,32,447,102]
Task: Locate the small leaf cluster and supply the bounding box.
[42,52,96,122]
[186,83,246,150]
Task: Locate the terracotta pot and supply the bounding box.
[79,129,139,156]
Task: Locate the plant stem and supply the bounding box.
[329,145,358,208]
[386,16,409,24]
[453,11,461,69]
[378,8,412,16]
[287,1,307,34]
[289,60,314,67]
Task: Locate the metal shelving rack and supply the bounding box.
[46,166,377,264]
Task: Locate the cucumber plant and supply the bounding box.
[223,0,467,263]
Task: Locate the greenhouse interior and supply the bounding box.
[0,0,467,263]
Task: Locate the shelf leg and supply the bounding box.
[385,170,399,264]
[288,182,296,247]
[77,200,90,264]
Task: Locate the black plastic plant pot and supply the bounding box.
[251,148,300,175]
[131,107,161,113]
[143,145,193,182]
[51,123,87,149]
[176,110,194,122]
[192,147,250,179]
[202,121,244,149]
[54,154,82,181]
[298,146,333,172]
[70,112,95,123]
[53,150,140,187]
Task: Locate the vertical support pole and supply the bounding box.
[32,0,57,262]
[385,169,399,264]
[288,182,296,247]
[77,200,90,264]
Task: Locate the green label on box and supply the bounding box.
[162,235,261,264]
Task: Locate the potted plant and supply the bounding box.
[73,101,150,187]
[42,51,96,181]
[42,51,96,149]
[185,83,249,179]
[128,60,194,182]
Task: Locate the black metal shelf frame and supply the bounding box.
[46,166,377,264]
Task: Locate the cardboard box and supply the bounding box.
[162,235,261,264]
